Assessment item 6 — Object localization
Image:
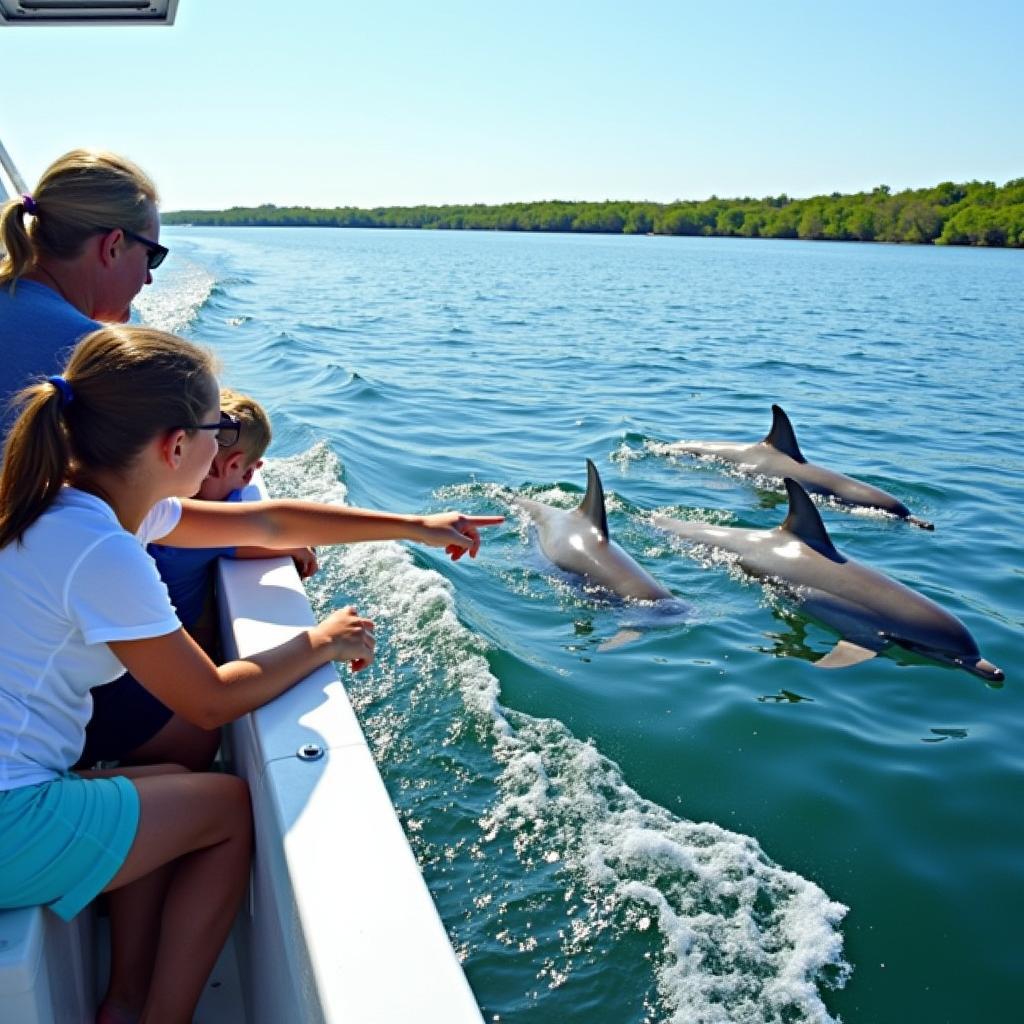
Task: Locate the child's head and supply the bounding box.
[0,324,218,548]
[195,388,271,501]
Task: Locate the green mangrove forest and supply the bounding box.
[164,178,1024,247]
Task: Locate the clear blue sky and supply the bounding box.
[2,0,1021,211]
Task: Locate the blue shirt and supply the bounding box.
[0,280,99,435]
[147,490,243,628]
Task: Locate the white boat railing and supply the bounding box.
[216,477,484,1024]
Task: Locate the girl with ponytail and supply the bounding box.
[0,324,500,1024]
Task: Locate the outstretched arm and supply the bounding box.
[161,500,504,561]
[109,604,375,729]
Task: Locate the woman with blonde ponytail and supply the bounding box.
[0,148,166,434]
[0,324,500,1024]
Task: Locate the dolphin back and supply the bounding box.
[515,461,673,603]
[666,405,933,528]
[654,480,1001,680]
[766,407,933,529]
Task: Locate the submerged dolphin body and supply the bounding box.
[653,479,1003,681]
[514,460,673,602]
[665,405,934,530]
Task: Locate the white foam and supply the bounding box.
[133,259,217,335]
[262,444,851,1023]
[610,440,649,467]
[485,715,849,1022]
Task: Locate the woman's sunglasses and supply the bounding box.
[185,412,242,448]
[100,226,169,270]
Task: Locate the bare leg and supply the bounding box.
[81,766,185,1023]
[97,862,172,1024]
[121,713,221,772]
[95,1004,141,1024]
[99,769,253,1024]
[79,765,183,1023]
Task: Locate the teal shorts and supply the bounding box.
[0,774,139,921]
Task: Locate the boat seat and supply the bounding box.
[0,904,95,1023]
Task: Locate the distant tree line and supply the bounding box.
[163,179,1024,247]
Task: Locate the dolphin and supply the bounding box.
[652,478,1003,682]
[514,460,674,602]
[662,404,934,529]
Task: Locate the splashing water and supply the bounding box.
[134,258,217,335]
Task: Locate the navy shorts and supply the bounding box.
[78,673,175,767]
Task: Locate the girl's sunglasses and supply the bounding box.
[185,412,242,448]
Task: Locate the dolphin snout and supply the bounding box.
[969,658,1005,683]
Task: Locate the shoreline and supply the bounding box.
[163,179,1024,248]
[160,220,1024,250]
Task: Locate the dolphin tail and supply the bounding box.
[781,478,841,559]
[764,405,807,463]
[581,459,610,537]
[907,514,935,531]
[814,639,881,669]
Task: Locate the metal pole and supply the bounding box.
[0,137,28,198]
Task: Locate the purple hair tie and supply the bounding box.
[21,193,38,215]
[47,375,74,407]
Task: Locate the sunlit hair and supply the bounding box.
[0,149,159,287]
[219,387,272,465]
[0,325,217,548]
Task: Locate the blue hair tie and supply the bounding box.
[21,193,38,216]
[47,375,74,407]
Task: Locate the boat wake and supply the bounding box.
[263,443,852,1024]
[134,257,218,335]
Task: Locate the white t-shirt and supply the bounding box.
[0,488,183,790]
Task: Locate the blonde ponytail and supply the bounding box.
[0,196,37,285]
[0,381,70,547]
[0,325,217,548]
[0,149,159,288]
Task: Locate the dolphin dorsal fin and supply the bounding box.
[780,478,840,558]
[764,405,806,463]
[579,459,610,537]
